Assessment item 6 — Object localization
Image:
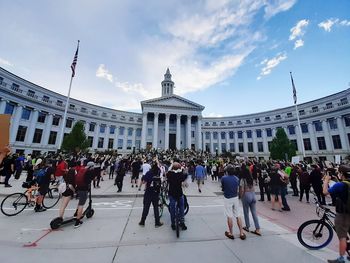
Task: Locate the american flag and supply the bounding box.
[71,40,80,77]
[290,72,297,104]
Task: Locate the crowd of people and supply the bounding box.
[0,147,349,262]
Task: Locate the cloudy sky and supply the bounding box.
[1,0,349,117]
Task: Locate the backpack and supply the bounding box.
[34,168,47,184]
[75,167,87,188]
[335,181,350,214]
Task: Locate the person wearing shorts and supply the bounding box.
[58,162,76,219]
[131,159,141,188]
[221,164,245,240]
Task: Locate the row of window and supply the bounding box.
[87,137,140,150]
[205,129,269,140]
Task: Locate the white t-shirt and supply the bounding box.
[142,163,151,175]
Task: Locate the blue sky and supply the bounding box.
[0,0,349,117]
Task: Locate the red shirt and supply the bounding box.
[55,161,67,177]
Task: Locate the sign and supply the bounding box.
[291,156,300,164]
[0,114,11,150]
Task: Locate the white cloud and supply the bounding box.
[257,52,287,79]
[0,57,13,67]
[340,20,350,26]
[205,112,223,118]
[96,64,113,82]
[289,19,309,40]
[318,18,338,32]
[264,0,297,19]
[294,39,304,49]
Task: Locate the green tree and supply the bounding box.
[269,128,296,161]
[61,121,89,153]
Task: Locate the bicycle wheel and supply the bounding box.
[297,219,333,249]
[42,188,61,209]
[1,193,28,216]
[184,195,189,215]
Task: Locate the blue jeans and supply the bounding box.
[169,195,184,225]
[281,186,290,209]
[242,191,260,230]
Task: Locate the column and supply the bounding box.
[141,112,147,149]
[42,113,53,145]
[123,127,128,151]
[153,112,159,149]
[9,105,23,144]
[0,99,6,113]
[210,132,214,153]
[197,116,202,151]
[202,132,205,151]
[226,131,230,152]
[234,131,239,153]
[187,115,192,149]
[322,120,332,152]
[132,127,136,151]
[243,130,248,154]
[218,131,222,154]
[262,129,268,154]
[114,126,120,150]
[176,114,181,150]
[295,124,303,154]
[164,113,170,150]
[308,123,317,152]
[104,125,109,149]
[337,116,349,150]
[92,123,100,149]
[24,109,39,145]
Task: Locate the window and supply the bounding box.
[136,129,142,137]
[221,143,226,152]
[313,120,323,132]
[328,118,338,130]
[229,143,235,152]
[248,142,253,152]
[37,112,46,123]
[135,140,141,150]
[65,118,73,128]
[290,140,298,151]
[108,139,114,149]
[303,138,312,151]
[264,117,270,121]
[266,128,272,137]
[120,127,125,135]
[56,100,63,107]
[205,143,210,152]
[15,126,27,142]
[311,106,319,113]
[100,125,106,133]
[69,104,75,110]
[27,90,35,98]
[299,110,305,115]
[348,133,350,146]
[127,140,132,149]
[128,128,133,136]
[237,120,242,125]
[213,132,218,140]
[229,131,234,139]
[255,118,260,123]
[110,126,115,134]
[118,139,123,149]
[245,119,251,124]
[87,136,93,147]
[220,122,225,126]
[238,143,244,152]
[48,131,57,145]
[205,132,210,140]
[317,137,326,150]
[4,102,15,114]
[92,110,97,116]
[238,131,243,139]
[288,125,295,135]
[42,95,50,103]
[98,137,104,148]
[212,122,217,126]
[246,130,252,138]
[191,131,195,138]
[332,135,342,149]
[21,108,31,120]
[258,142,264,152]
[52,116,60,126]
[147,128,152,136]
[325,102,333,109]
[256,129,262,138]
[213,143,218,151]
[301,123,308,133]
[32,129,43,143]
[221,132,226,140]
[344,115,350,127]
[89,123,95,132]
[340,98,348,105]
[275,115,281,120]
[286,113,292,118]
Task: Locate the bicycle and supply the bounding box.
[1,181,61,216]
[297,197,350,257]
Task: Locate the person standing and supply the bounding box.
[131,158,141,188]
[139,159,151,191]
[299,166,311,203]
[195,161,206,193]
[221,164,245,240]
[138,162,163,227]
[115,159,126,192]
[2,153,15,187]
[310,164,326,205]
[258,165,271,202]
[290,164,300,196]
[14,153,25,180]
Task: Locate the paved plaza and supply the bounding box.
[0,173,337,263]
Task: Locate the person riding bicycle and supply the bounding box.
[167,162,187,231]
[323,164,350,263]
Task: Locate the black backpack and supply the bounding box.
[335,181,350,214]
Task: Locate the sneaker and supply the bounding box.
[327,256,346,263]
[34,206,47,212]
[74,220,83,228]
[139,221,145,226]
[4,184,12,188]
[155,222,163,228]
[282,207,291,211]
[171,224,176,230]
[180,223,187,230]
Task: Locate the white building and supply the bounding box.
[0,67,349,161]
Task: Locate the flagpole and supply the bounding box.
[58,40,80,150]
[290,72,305,158]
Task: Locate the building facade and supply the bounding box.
[0,67,349,161]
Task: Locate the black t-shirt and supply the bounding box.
[167,171,186,199]
[132,161,141,172]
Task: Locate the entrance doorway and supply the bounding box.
[169,134,176,150]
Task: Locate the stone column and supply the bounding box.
[226,131,230,152]
[123,127,128,151]
[243,130,248,154]
[337,116,349,150]
[153,112,159,149]
[308,123,317,151]
[24,109,38,145]
[114,126,120,150]
[92,123,100,149]
[141,112,148,149]
[197,116,202,151]
[10,105,23,144]
[187,115,192,149]
[218,131,222,154]
[295,124,303,154]
[42,113,53,145]
[104,125,109,149]
[252,130,258,154]
[0,99,6,113]
[210,132,214,153]
[234,131,239,153]
[262,129,268,154]
[132,127,136,151]
[176,114,181,150]
[164,113,170,150]
[321,120,332,152]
